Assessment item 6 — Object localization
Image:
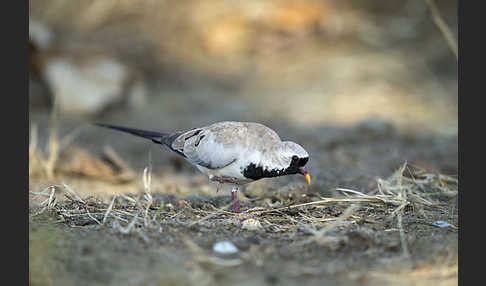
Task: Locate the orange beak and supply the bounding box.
[300,167,311,184]
[305,173,311,184]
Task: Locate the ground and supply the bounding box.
[29,82,458,285]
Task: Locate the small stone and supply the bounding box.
[431,220,454,228]
[241,218,263,231]
[41,54,147,117]
[178,200,189,208]
[213,241,239,254]
[165,203,174,210]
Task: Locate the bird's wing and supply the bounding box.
[169,125,237,169]
[172,121,281,170]
[184,140,238,169]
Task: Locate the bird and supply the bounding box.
[94,121,311,213]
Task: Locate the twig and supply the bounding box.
[62,183,85,204]
[102,196,116,225]
[85,208,102,225]
[425,0,458,60]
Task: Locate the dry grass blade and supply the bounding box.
[29,185,53,197]
[31,185,58,215]
[62,183,85,204]
[249,195,396,215]
[142,151,154,227]
[121,194,138,204]
[85,208,102,225]
[45,95,60,180]
[425,0,458,60]
[397,211,411,259]
[339,162,458,216]
[143,166,152,201]
[102,196,116,225]
[337,187,406,206]
[47,186,57,208]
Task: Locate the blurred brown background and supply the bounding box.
[29,0,457,134]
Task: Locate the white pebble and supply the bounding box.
[431,220,454,228]
[241,218,263,231]
[213,241,239,254]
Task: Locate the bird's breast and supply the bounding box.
[196,162,253,185]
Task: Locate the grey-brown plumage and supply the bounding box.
[95,121,311,212]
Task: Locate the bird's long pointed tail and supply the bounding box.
[94,123,172,145]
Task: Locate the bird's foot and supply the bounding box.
[211,176,238,184]
[210,177,241,212]
[231,186,241,213]
[211,176,239,193]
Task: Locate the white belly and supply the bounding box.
[195,162,253,185]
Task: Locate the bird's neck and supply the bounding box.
[242,162,287,180]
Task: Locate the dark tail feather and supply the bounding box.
[94,123,171,145]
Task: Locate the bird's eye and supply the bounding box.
[292,155,299,162]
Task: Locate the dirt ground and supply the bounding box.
[29,80,458,286]
[29,1,458,285]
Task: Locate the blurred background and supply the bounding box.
[29,0,457,127]
[29,0,457,191]
[28,2,458,284]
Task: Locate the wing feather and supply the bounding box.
[171,121,281,170]
[182,129,238,169]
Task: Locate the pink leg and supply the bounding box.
[210,177,241,212]
[231,186,241,213]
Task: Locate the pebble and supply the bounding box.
[431,220,454,228]
[241,218,263,231]
[213,241,239,254]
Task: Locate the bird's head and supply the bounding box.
[278,141,311,184]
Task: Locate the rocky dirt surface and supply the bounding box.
[29,92,458,286]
